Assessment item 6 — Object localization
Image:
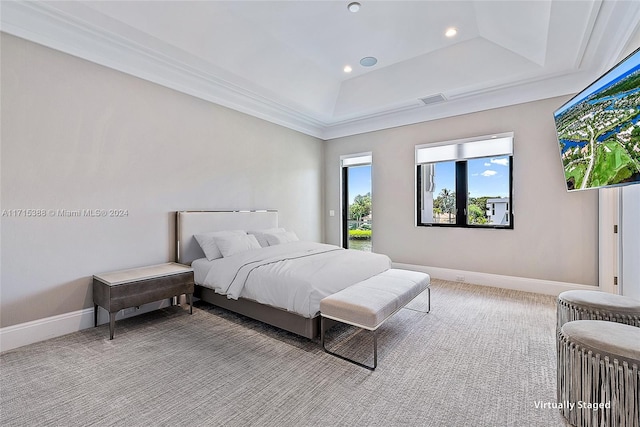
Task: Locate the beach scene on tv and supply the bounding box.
[554,49,640,191]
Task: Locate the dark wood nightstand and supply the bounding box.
[93,263,194,339]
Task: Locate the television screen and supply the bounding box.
[554,47,640,191]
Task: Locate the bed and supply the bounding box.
[175,210,391,338]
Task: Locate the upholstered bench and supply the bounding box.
[320,269,430,370]
[557,290,640,330]
[557,320,640,427]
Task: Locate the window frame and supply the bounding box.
[340,153,372,249]
[415,133,514,230]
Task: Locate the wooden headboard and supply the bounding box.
[175,210,278,265]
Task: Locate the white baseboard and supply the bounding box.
[0,267,597,353]
[0,300,172,353]
[392,263,599,296]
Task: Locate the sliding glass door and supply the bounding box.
[341,154,372,252]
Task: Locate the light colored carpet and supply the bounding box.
[1,280,570,426]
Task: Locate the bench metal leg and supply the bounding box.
[403,287,431,314]
[427,287,431,313]
[321,317,377,371]
[420,286,431,313]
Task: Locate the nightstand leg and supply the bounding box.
[187,293,193,314]
[94,305,98,327]
[109,312,116,340]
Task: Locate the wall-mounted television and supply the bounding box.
[554,47,640,191]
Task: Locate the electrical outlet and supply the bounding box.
[455,275,465,282]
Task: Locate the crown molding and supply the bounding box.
[0,1,328,138]
[2,0,639,141]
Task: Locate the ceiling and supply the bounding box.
[2,1,640,139]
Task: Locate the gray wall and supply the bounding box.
[1,31,604,329]
[1,34,324,327]
[324,97,599,286]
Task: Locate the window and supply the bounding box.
[416,133,513,228]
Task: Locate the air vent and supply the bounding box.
[419,94,447,105]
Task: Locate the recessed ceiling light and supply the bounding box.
[360,57,378,67]
[348,2,361,13]
[445,27,457,38]
[344,65,353,73]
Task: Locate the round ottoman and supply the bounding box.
[557,320,640,427]
[557,290,640,330]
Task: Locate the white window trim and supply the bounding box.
[415,132,514,164]
[341,152,372,167]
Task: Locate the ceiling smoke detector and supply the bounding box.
[419,94,447,105]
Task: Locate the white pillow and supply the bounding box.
[194,230,246,261]
[248,228,286,247]
[215,234,261,258]
[264,231,299,246]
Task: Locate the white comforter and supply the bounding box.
[197,241,391,317]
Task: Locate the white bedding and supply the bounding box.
[193,241,391,318]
